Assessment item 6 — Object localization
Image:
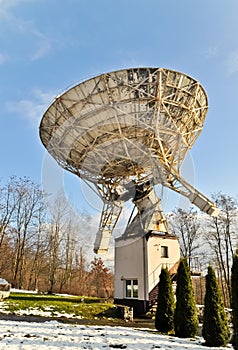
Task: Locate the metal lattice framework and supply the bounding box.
[40,68,207,184]
[40,67,219,253]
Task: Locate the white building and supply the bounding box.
[114,231,180,315]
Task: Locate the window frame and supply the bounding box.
[161,245,169,258]
[124,279,138,299]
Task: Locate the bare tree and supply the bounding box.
[7,177,45,289]
[46,194,69,293]
[169,207,201,269]
[205,192,238,305]
[0,177,18,254]
[27,203,48,291]
[57,214,78,293]
[74,247,89,295]
[0,176,97,295]
[45,194,86,293]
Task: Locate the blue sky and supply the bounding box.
[1,0,238,217]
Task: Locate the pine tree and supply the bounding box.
[174,258,198,338]
[231,252,238,349]
[202,265,230,347]
[155,267,175,333]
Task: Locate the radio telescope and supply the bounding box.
[39,67,219,254]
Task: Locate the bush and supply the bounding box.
[232,252,238,349]
[202,265,230,347]
[155,268,175,333]
[174,258,198,338]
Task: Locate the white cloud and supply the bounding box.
[226,49,238,75]
[12,19,52,61]
[6,89,56,127]
[0,0,52,61]
[30,30,52,61]
[0,53,7,64]
[205,46,219,59]
[0,0,33,20]
[0,0,32,9]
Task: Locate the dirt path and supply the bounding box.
[0,313,156,329]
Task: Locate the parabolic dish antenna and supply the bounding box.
[39,67,219,253]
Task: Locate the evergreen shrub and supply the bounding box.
[155,267,175,333]
[202,265,230,347]
[174,258,198,338]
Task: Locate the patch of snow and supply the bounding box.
[10,289,79,298]
[0,303,83,319]
[0,319,232,349]
[0,279,8,285]
[10,288,39,294]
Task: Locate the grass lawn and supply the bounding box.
[2,293,116,319]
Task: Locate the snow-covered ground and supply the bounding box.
[0,319,232,350]
[0,291,232,349]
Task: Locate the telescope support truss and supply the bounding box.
[94,199,122,254]
[93,171,219,254]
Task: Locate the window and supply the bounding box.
[125,279,138,298]
[161,245,169,258]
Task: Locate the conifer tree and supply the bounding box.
[231,252,238,350]
[174,258,198,338]
[202,265,230,347]
[155,267,175,333]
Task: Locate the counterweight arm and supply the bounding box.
[163,170,220,217]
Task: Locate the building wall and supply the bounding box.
[147,234,180,293]
[114,236,147,301]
